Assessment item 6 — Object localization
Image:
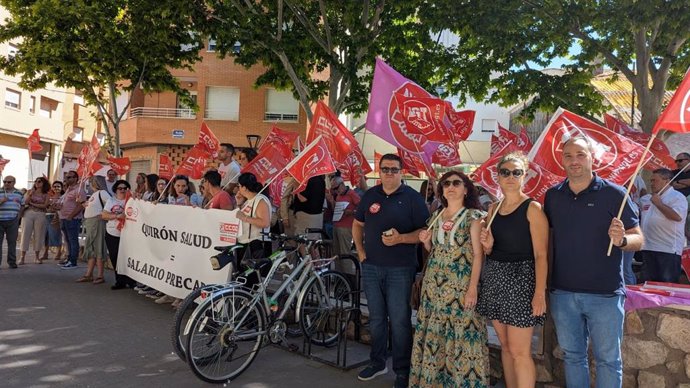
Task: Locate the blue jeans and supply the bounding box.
[622,251,636,285]
[550,290,625,388]
[61,219,82,265]
[641,250,681,283]
[361,263,416,376]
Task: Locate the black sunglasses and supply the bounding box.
[380,167,401,174]
[3,180,14,183]
[442,179,463,188]
[676,159,689,163]
[498,168,525,178]
[116,186,129,191]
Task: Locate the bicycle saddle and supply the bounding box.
[242,257,272,270]
[214,245,242,253]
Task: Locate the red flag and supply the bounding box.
[604,113,675,170]
[269,175,284,208]
[175,146,208,179]
[336,142,373,186]
[260,126,300,156]
[196,122,221,157]
[158,154,174,180]
[491,125,519,155]
[444,103,476,143]
[241,142,292,184]
[393,93,451,143]
[518,127,532,151]
[287,136,336,194]
[307,101,355,164]
[27,129,42,156]
[431,142,461,166]
[398,149,436,178]
[472,143,561,203]
[374,151,382,173]
[528,108,651,185]
[398,149,420,177]
[0,157,9,174]
[76,145,89,178]
[652,67,690,134]
[107,156,131,176]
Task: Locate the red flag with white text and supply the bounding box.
[336,142,373,186]
[393,93,451,143]
[196,122,221,157]
[445,103,475,143]
[241,142,292,184]
[307,101,355,164]
[604,113,675,170]
[652,67,690,134]
[260,126,300,156]
[175,146,208,179]
[491,125,518,155]
[107,156,131,176]
[528,108,651,185]
[158,154,174,180]
[287,137,336,194]
[398,149,436,178]
[518,127,532,152]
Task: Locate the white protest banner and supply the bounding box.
[116,199,242,299]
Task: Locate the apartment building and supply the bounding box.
[117,39,309,178]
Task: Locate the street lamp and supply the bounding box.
[246,134,261,149]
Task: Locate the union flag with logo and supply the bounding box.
[653,67,690,134]
[196,122,221,157]
[27,128,42,157]
[445,103,476,143]
[393,93,451,143]
[175,146,208,180]
[158,154,174,180]
[260,126,300,158]
[106,156,131,176]
[491,125,518,156]
[336,142,373,186]
[528,108,650,185]
[472,142,561,203]
[307,101,355,164]
[518,127,533,152]
[286,136,336,194]
[604,113,675,170]
[241,142,292,184]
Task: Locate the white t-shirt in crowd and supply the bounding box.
[84,190,112,219]
[104,197,127,237]
[219,160,241,187]
[640,187,688,255]
[106,180,116,195]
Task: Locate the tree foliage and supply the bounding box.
[420,0,690,132]
[0,0,207,156]
[203,0,455,120]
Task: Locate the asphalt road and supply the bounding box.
[0,252,395,388]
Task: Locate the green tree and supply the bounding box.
[0,0,207,156]
[421,0,690,132]
[203,0,454,122]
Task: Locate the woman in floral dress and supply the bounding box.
[410,170,489,388]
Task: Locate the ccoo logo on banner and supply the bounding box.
[117,199,242,299]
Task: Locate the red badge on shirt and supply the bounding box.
[642,204,650,211]
[369,203,381,214]
[442,220,454,231]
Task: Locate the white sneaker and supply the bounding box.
[154,295,175,304]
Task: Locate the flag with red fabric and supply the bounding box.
[491,125,519,155]
[158,154,174,180]
[604,113,675,170]
[336,143,373,186]
[472,142,561,203]
[307,101,356,164]
[260,126,300,156]
[196,122,221,157]
[286,136,336,194]
[374,151,382,173]
[444,103,475,143]
[241,142,292,184]
[27,129,42,157]
[0,157,9,174]
[398,149,436,178]
[652,67,690,134]
[528,108,651,185]
[107,156,131,176]
[268,176,284,207]
[175,146,208,179]
[393,93,451,143]
[518,127,532,152]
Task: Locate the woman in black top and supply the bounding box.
[476,152,548,388]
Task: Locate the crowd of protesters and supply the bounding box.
[2,140,690,388]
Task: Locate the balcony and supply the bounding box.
[264,112,299,122]
[204,109,239,121]
[130,107,196,119]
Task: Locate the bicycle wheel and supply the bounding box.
[186,288,266,383]
[170,288,205,361]
[298,270,353,347]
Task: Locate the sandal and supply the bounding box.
[92,277,105,285]
[75,276,93,283]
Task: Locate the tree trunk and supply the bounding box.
[636,84,664,134]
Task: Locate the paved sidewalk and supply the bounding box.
[0,248,395,388]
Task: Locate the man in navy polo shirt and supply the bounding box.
[353,153,429,388]
[544,136,643,388]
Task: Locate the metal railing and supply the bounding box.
[204,109,239,121]
[264,112,299,122]
[129,107,196,119]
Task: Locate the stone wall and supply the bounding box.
[488,306,690,388]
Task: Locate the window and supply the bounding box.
[7,43,18,59]
[176,91,197,118]
[115,91,129,119]
[205,87,239,120]
[232,41,241,54]
[481,118,498,133]
[207,38,217,52]
[71,127,83,142]
[29,96,36,114]
[39,96,59,118]
[265,89,299,122]
[5,89,21,109]
[73,92,84,106]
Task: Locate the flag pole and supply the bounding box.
[657,162,690,193]
[606,132,656,256]
[426,209,444,232]
[485,198,504,229]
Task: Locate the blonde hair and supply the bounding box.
[497,151,528,170]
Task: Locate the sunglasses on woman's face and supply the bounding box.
[442,179,463,188]
[498,168,525,178]
[116,187,129,191]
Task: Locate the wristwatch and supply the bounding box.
[619,236,628,248]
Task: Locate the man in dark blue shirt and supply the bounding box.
[353,154,429,388]
[544,136,643,388]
